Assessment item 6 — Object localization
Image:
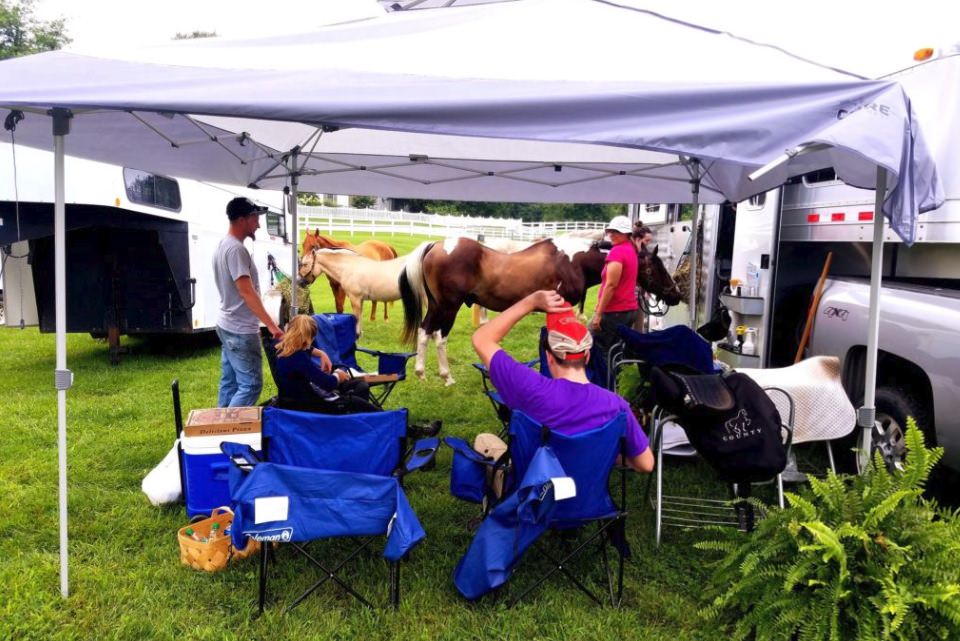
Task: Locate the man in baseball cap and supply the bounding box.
[471,290,653,473]
[212,196,283,407]
[544,307,593,362]
[226,196,268,221]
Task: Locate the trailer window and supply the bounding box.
[801,167,838,186]
[123,169,182,212]
[644,203,662,214]
[266,211,286,240]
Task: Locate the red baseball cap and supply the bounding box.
[546,308,592,360]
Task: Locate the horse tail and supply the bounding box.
[399,241,434,345]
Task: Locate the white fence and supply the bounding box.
[297,205,607,240]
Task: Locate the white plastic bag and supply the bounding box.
[142,440,182,506]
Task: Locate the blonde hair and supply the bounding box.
[276,315,317,357]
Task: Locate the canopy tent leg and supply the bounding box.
[687,159,701,328]
[52,107,74,599]
[287,150,300,317]
[857,166,888,473]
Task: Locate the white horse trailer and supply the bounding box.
[0,145,292,358]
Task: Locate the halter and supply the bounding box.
[300,248,319,283]
[637,252,671,317]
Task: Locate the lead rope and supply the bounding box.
[3,110,26,329]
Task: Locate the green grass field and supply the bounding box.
[0,232,776,641]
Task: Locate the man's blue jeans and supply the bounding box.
[216,326,263,407]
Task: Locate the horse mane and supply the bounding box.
[316,247,361,257]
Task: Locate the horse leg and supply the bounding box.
[435,329,455,386]
[349,294,364,337]
[433,309,459,386]
[370,301,377,323]
[327,276,346,314]
[414,327,430,380]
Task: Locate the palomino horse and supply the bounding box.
[399,237,681,384]
[301,230,398,320]
[298,247,404,337]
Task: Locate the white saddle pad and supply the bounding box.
[739,356,856,444]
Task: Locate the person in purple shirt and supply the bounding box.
[471,290,654,473]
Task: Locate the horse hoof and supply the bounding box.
[443,376,456,387]
[415,370,426,380]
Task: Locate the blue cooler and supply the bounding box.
[180,406,262,517]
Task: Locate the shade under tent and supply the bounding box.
[0,0,942,598]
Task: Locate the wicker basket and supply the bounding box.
[178,507,259,572]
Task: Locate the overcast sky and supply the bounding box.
[31,0,960,78]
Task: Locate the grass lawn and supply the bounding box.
[0,231,778,641]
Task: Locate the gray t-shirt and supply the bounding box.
[213,235,261,334]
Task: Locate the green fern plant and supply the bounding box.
[697,418,960,641]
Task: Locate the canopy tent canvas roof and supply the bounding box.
[0,0,942,598]
[0,0,942,238]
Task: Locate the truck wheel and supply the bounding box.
[871,386,932,472]
[835,384,932,473]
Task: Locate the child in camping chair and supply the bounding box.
[274,314,377,414]
[471,290,654,485]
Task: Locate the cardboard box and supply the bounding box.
[184,406,262,438]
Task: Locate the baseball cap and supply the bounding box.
[605,215,633,235]
[226,197,268,220]
[545,308,593,361]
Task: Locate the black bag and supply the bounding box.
[697,300,731,342]
[651,367,787,483]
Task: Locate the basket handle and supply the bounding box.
[211,506,233,517]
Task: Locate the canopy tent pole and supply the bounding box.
[287,149,300,317]
[687,159,701,327]
[52,107,73,599]
[857,166,888,473]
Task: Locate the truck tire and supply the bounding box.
[869,386,933,471]
[834,384,932,473]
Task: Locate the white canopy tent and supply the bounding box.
[0,0,942,597]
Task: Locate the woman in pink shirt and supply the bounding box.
[590,215,639,359]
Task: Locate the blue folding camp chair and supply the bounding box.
[312,313,416,406]
[607,324,719,392]
[446,410,629,606]
[222,407,438,611]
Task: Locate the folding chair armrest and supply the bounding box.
[357,346,417,359]
[220,441,262,472]
[399,437,440,476]
[357,346,417,377]
[442,436,499,468]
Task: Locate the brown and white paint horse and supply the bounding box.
[398,236,680,384]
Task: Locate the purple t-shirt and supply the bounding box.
[489,350,649,457]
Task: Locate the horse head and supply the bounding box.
[297,249,322,287]
[638,245,682,305]
[301,230,344,255]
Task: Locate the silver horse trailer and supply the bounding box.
[687,51,960,473]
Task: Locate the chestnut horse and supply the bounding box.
[399,237,680,384]
[301,230,398,320]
